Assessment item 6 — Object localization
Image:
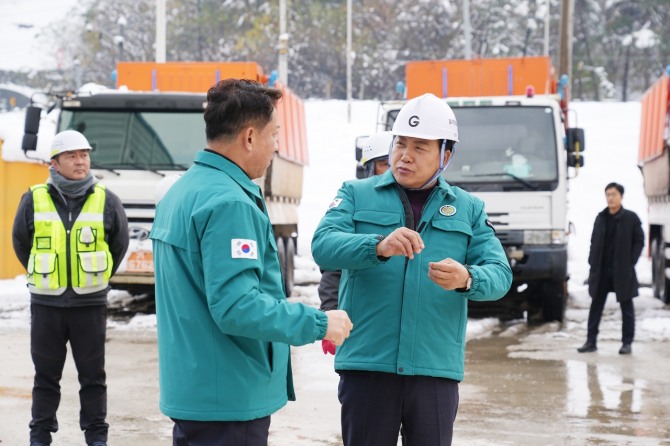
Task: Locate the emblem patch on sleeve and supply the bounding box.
[232,239,258,259]
[328,198,343,209]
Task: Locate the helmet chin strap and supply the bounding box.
[408,140,452,191]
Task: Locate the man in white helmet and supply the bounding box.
[318,131,392,354]
[12,129,129,446]
[312,94,512,446]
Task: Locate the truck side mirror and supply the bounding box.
[568,152,585,168]
[22,105,42,153]
[566,128,585,153]
[355,135,369,179]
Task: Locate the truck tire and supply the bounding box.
[284,237,296,297]
[540,279,567,323]
[651,237,670,303]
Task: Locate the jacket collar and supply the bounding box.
[194,150,262,199]
[374,170,456,199]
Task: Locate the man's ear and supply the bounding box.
[50,157,59,170]
[241,127,255,152]
[443,148,453,165]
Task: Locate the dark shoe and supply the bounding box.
[30,443,48,446]
[577,342,597,353]
[619,344,632,355]
[90,442,107,446]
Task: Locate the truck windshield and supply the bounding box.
[386,105,559,192]
[58,110,207,170]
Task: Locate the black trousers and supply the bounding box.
[29,303,108,445]
[338,371,459,446]
[587,272,635,345]
[171,416,271,446]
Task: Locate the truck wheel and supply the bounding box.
[651,237,669,303]
[541,279,567,323]
[284,237,296,297]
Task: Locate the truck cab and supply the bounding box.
[22,83,304,298]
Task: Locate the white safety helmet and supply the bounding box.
[50,130,92,159]
[391,93,459,142]
[361,131,393,165]
[361,131,393,178]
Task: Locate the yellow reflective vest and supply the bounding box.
[27,184,113,295]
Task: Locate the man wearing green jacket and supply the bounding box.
[312,93,512,446]
[150,79,352,446]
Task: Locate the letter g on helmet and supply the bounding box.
[391,93,459,142]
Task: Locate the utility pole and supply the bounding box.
[156,0,166,63]
[543,0,550,56]
[346,0,352,122]
[558,0,574,89]
[278,0,288,85]
[463,0,472,59]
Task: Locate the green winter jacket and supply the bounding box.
[150,150,328,421]
[312,171,512,381]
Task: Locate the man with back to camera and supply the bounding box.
[578,182,644,355]
[150,78,353,446]
[12,130,129,446]
[312,93,512,446]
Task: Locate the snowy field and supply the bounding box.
[1,99,669,346]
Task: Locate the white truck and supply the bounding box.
[638,66,670,304]
[22,68,307,305]
[357,57,585,323]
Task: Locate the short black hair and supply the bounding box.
[605,182,624,196]
[204,79,282,142]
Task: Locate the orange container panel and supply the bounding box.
[405,56,555,99]
[0,153,49,279]
[638,74,669,164]
[274,81,309,166]
[116,62,267,93]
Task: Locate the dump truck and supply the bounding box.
[21,62,308,298]
[638,65,670,304]
[356,56,585,323]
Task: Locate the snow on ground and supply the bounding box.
[1,98,669,345]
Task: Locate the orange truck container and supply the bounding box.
[405,56,557,99]
[637,67,670,304]
[403,56,570,127]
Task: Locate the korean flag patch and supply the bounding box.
[232,239,258,259]
[328,198,343,209]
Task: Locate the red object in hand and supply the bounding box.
[321,339,336,355]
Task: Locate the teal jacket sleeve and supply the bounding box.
[460,200,513,302]
[198,201,328,344]
[312,182,385,270]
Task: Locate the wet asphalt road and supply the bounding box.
[0,325,668,445]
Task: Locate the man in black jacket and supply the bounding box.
[12,130,129,446]
[578,182,644,355]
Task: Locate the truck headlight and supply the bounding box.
[523,230,567,245]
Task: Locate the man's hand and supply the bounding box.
[428,258,470,290]
[324,310,353,346]
[376,227,424,259]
